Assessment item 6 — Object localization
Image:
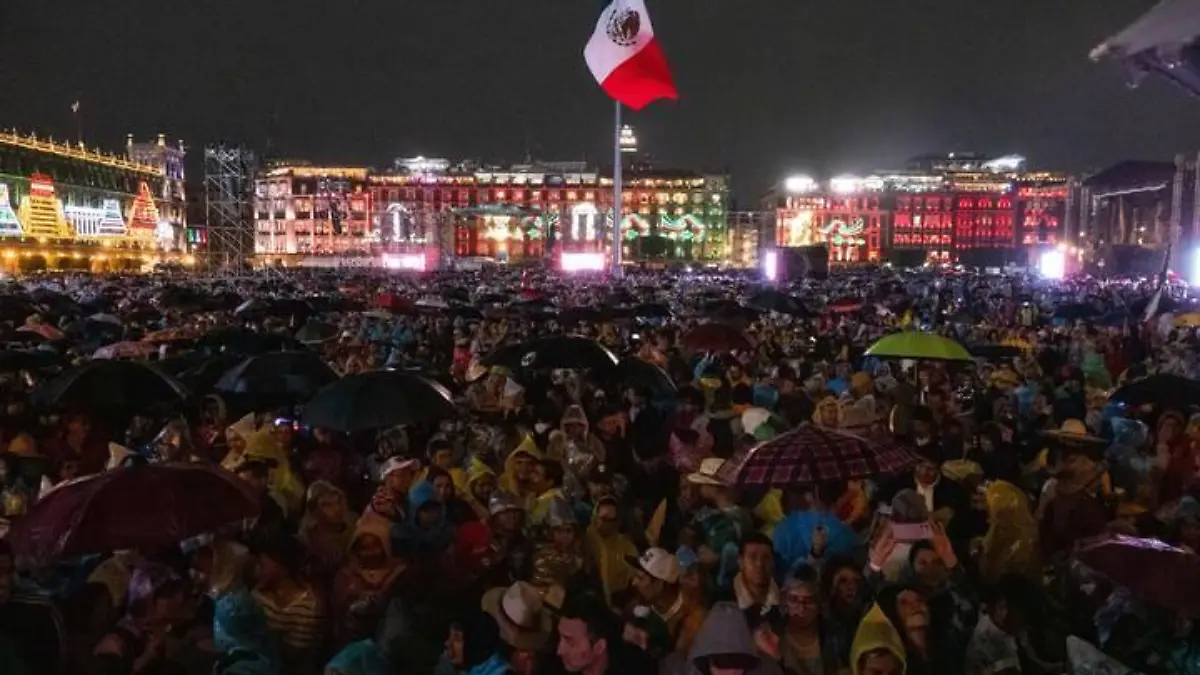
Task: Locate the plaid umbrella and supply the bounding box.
[716,422,920,487]
[1077,535,1200,615]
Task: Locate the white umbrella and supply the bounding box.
[1091,0,1200,60]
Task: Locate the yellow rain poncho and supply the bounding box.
[223,414,305,517]
[463,457,496,521]
[850,605,907,675]
[498,435,543,513]
[585,501,637,607]
[754,489,784,538]
[979,480,1041,585]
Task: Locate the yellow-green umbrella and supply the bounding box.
[865,331,973,362]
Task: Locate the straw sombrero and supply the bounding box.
[1040,419,1106,447]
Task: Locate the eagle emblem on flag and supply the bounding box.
[606,7,641,46]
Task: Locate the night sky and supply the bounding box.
[0,0,1195,202]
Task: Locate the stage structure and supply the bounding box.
[203,145,256,273]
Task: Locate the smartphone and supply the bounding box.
[890,522,934,542]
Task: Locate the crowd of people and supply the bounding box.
[0,265,1198,675]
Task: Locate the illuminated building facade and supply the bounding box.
[126,134,187,251]
[253,157,736,266]
[0,129,190,272]
[253,166,373,256]
[768,154,1068,264]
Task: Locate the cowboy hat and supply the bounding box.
[1040,419,1106,446]
[686,458,728,487]
[481,581,553,652]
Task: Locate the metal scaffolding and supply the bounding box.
[203,145,256,273]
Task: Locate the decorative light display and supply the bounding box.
[126,182,161,237]
[484,216,515,241]
[570,203,598,241]
[0,185,21,235]
[154,221,175,246]
[17,174,73,238]
[64,199,127,237]
[780,210,816,247]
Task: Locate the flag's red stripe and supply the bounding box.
[599,39,678,111]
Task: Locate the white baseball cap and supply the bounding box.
[626,547,679,584]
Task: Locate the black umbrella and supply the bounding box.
[0,349,65,373]
[234,298,313,323]
[304,370,455,433]
[195,329,308,355]
[0,295,40,323]
[596,358,678,399]
[165,352,253,394]
[746,290,811,317]
[448,303,485,321]
[1054,304,1102,321]
[482,336,619,371]
[156,286,207,310]
[214,352,339,405]
[703,299,762,325]
[967,344,1024,361]
[559,307,610,325]
[604,290,636,306]
[294,322,339,344]
[632,303,674,320]
[1112,373,1200,408]
[33,361,188,414]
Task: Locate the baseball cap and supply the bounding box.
[380,456,419,479]
[626,547,679,584]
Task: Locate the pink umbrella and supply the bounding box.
[93,342,156,360]
[9,463,259,561]
[18,323,65,341]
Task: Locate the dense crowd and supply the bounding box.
[0,266,1198,675]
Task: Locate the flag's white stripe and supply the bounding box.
[584,0,657,83]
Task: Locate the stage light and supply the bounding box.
[560,252,606,273]
[829,175,862,194]
[784,175,817,194]
[1190,249,1200,287]
[382,253,426,271]
[762,249,779,282]
[1040,250,1065,280]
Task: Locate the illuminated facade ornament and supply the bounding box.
[17,174,73,238]
[126,181,161,241]
[570,202,598,241]
[0,184,21,235]
[65,199,127,237]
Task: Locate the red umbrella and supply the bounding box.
[376,293,413,314]
[828,297,865,313]
[8,463,259,561]
[680,323,753,353]
[1077,536,1200,616]
[716,422,920,487]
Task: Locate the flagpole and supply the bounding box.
[611,100,623,278]
[72,105,82,146]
